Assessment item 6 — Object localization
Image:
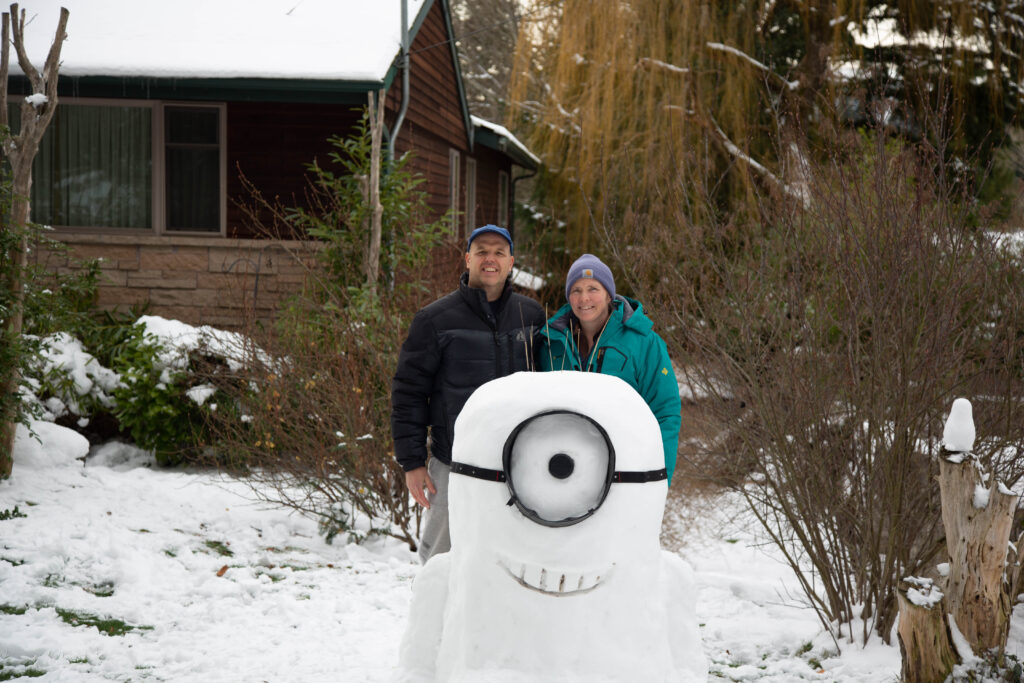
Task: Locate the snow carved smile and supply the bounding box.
[498,555,611,596]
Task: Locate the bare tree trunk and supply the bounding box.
[0,4,69,478]
[896,578,958,683]
[938,452,1018,652]
[363,89,385,296]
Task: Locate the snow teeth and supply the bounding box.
[497,557,605,597]
[522,564,544,589]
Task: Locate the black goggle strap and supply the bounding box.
[449,461,506,482]
[612,468,668,483]
[450,461,666,484]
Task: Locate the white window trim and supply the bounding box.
[465,157,477,235]
[497,170,509,227]
[12,96,227,237]
[449,148,461,235]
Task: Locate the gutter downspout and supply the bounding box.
[509,167,537,238]
[386,0,411,289]
[387,0,410,163]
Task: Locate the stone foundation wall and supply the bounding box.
[39,233,321,329]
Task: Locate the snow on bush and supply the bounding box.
[18,315,271,463]
[23,332,123,421]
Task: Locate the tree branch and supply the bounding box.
[691,107,810,207]
[9,5,40,87]
[705,41,800,91]
[636,57,690,75]
[42,6,68,86]
[642,47,809,207]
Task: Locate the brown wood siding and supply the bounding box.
[386,0,469,221]
[227,2,472,237]
[470,145,514,228]
[226,102,364,238]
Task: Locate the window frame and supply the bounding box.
[449,147,461,235]
[497,170,509,227]
[157,102,228,236]
[11,96,227,237]
[465,156,477,234]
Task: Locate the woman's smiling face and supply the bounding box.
[568,278,612,328]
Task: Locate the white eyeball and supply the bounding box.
[504,411,613,525]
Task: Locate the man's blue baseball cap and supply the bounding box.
[466,225,513,254]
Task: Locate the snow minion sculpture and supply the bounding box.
[397,371,708,683]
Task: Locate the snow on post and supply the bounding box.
[942,397,975,455]
[936,398,1019,653]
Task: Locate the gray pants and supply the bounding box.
[418,457,451,564]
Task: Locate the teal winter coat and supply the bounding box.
[538,296,682,480]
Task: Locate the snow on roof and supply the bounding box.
[471,114,541,167]
[510,266,545,291]
[11,0,427,82]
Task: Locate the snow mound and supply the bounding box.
[86,441,156,470]
[13,420,89,469]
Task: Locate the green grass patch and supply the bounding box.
[43,574,62,588]
[0,660,45,680]
[0,604,27,615]
[0,668,45,680]
[264,545,305,553]
[796,641,813,656]
[163,548,177,558]
[0,557,24,566]
[203,540,233,557]
[82,581,115,598]
[55,607,152,637]
[253,568,286,583]
[0,506,27,521]
[68,657,90,664]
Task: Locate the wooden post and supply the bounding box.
[938,451,1018,652]
[896,577,958,683]
[363,89,386,295]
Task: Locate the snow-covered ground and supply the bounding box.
[2,418,1020,681]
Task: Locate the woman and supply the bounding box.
[539,254,682,480]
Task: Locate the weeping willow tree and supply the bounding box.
[510,1,1024,648]
[510,0,1024,257]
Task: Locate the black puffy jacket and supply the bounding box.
[391,273,545,471]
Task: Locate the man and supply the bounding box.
[391,225,545,563]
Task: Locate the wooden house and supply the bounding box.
[7,0,538,326]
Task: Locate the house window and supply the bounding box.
[497,170,509,227]
[465,157,477,233]
[10,98,225,234]
[165,106,221,232]
[14,102,153,229]
[449,148,461,234]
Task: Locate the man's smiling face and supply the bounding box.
[465,233,514,300]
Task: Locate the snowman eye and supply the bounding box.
[503,411,615,527]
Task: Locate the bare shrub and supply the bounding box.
[612,128,1024,643]
[197,113,456,549]
[195,275,446,548]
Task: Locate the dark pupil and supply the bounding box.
[548,453,574,479]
